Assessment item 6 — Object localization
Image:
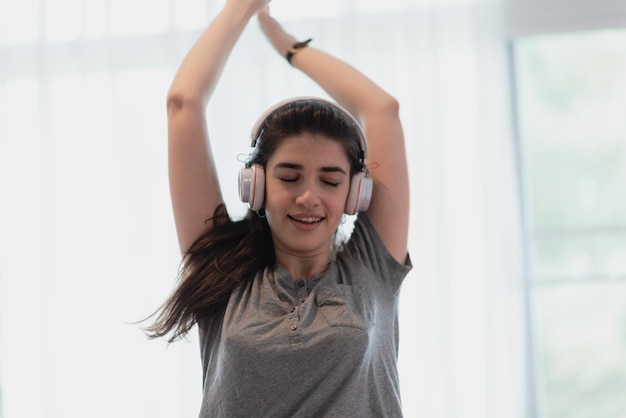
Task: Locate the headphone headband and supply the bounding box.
[248,96,367,159]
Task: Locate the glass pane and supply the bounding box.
[173,0,206,31]
[531,230,626,282]
[0,0,39,45]
[514,27,626,418]
[45,0,82,42]
[532,282,626,418]
[0,79,45,418]
[0,79,42,245]
[110,0,170,37]
[271,0,342,20]
[515,29,626,231]
[84,0,108,39]
[357,0,410,13]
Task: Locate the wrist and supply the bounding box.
[286,38,312,65]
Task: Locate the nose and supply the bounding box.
[295,182,321,208]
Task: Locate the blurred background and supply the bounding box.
[0,0,624,417]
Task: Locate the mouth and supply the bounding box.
[288,215,325,224]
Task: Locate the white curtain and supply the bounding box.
[0,0,526,417]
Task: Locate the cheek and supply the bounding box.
[263,180,285,205]
[325,189,349,219]
[262,182,290,221]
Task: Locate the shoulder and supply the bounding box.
[337,214,412,287]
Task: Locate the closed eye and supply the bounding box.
[279,177,298,183]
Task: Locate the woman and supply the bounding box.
[146,0,411,416]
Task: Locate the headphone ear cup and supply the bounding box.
[344,172,373,215]
[238,164,265,211]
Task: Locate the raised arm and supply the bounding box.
[257,9,410,263]
[167,0,269,254]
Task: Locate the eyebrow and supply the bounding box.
[274,162,347,175]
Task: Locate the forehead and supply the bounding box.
[268,134,350,168]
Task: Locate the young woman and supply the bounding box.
[146,1,411,416]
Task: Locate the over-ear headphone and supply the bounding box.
[238,97,372,215]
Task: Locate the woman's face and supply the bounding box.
[264,133,351,260]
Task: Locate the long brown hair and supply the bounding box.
[145,98,365,342]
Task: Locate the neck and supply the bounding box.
[275,250,331,280]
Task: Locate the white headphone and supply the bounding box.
[238,97,372,215]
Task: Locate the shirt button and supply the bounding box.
[299,296,306,303]
[297,280,306,288]
[291,324,298,331]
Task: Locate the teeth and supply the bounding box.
[291,216,321,223]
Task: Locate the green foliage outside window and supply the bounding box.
[514,28,626,418]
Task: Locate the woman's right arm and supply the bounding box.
[167,0,268,254]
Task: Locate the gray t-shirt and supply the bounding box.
[197,213,412,417]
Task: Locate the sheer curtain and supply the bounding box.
[0,0,526,417]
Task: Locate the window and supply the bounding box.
[512,28,626,418]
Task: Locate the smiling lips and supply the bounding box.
[288,215,325,225]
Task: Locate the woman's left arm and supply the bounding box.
[258,9,410,263]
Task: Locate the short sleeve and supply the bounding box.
[339,213,412,292]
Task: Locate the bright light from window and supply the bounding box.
[110,0,170,37]
[270,0,342,20]
[84,0,109,39]
[0,78,44,418]
[173,0,207,31]
[45,0,82,42]
[358,0,411,13]
[0,0,39,45]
